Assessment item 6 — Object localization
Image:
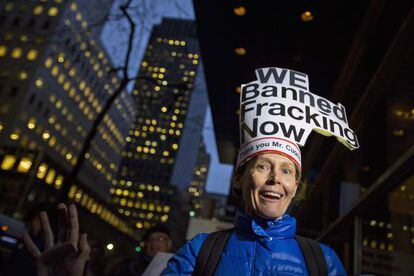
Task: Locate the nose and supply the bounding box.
[266,169,280,185]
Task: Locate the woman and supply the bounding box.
[161,148,346,275]
[162,66,351,275]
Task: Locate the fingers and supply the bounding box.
[70,234,90,276]
[78,233,90,259]
[23,232,41,258]
[68,204,79,249]
[57,203,68,243]
[39,212,54,250]
[40,243,76,266]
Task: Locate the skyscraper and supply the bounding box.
[115,18,204,240]
[0,0,137,240]
[188,137,211,217]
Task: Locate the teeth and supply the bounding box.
[261,191,282,199]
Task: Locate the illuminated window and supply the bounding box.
[25,49,38,61]
[0,46,7,57]
[10,131,20,140]
[234,47,246,56]
[1,155,16,170]
[35,78,43,88]
[27,117,36,129]
[57,74,65,84]
[45,169,55,184]
[70,2,77,11]
[69,68,76,76]
[65,153,72,160]
[17,157,33,173]
[48,7,59,16]
[33,5,44,15]
[18,71,28,80]
[44,57,53,68]
[57,52,65,62]
[4,2,14,12]
[301,11,314,22]
[11,47,22,59]
[51,65,59,76]
[37,163,48,179]
[42,131,50,140]
[55,175,63,187]
[234,6,246,16]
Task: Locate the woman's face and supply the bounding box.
[238,153,298,220]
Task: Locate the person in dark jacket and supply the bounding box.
[162,67,351,275]
[107,224,172,276]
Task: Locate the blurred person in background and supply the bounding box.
[106,224,173,276]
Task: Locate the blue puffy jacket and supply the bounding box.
[162,212,347,275]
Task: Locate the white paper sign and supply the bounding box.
[142,252,174,276]
[239,67,359,155]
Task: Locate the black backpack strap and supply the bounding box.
[295,235,328,276]
[193,228,233,276]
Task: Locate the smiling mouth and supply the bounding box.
[259,191,283,200]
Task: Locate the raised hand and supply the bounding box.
[23,203,90,276]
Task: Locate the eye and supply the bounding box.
[282,168,293,175]
[255,163,270,171]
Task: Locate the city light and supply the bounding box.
[301,11,314,22]
[1,155,16,170]
[10,132,19,140]
[106,243,114,250]
[234,47,246,55]
[233,7,246,16]
[17,158,33,173]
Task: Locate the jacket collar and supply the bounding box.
[234,211,296,239]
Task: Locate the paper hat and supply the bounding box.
[236,67,359,169]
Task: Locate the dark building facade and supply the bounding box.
[193,1,414,274]
[115,18,202,244]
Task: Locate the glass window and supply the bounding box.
[48,7,58,16]
[36,163,48,179]
[17,71,28,80]
[0,45,7,57]
[11,47,22,59]
[17,157,33,173]
[45,169,56,184]
[33,5,43,15]
[27,49,38,60]
[359,176,414,275]
[1,155,16,170]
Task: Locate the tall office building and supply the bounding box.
[188,138,210,217]
[115,18,203,238]
[0,0,137,240]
